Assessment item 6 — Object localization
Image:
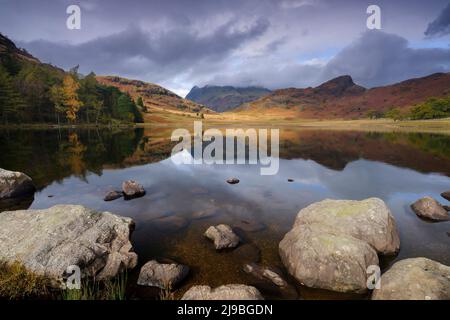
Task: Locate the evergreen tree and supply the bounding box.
[0,66,24,124]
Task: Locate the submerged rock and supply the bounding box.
[226,178,240,185]
[372,258,450,300]
[122,180,145,199]
[234,219,266,232]
[279,198,400,293]
[104,190,123,202]
[137,260,189,289]
[205,224,240,250]
[441,191,450,201]
[0,205,137,283]
[152,215,188,232]
[411,197,449,221]
[0,168,35,199]
[243,263,288,287]
[182,284,263,300]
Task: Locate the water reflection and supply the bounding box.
[0,127,449,299]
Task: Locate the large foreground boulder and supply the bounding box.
[411,197,449,221]
[292,198,400,254]
[372,258,450,300]
[182,284,263,300]
[0,168,35,199]
[280,224,379,293]
[0,205,138,284]
[279,198,400,293]
[137,260,189,289]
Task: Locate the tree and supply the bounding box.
[50,84,65,125]
[366,109,383,119]
[62,75,82,122]
[384,107,404,121]
[0,66,24,124]
[409,96,450,120]
[136,96,144,109]
[79,72,103,124]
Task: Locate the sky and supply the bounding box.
[1,0,450,97]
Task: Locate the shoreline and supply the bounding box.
[0,118,449,135]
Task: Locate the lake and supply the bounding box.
[0,127,449,299]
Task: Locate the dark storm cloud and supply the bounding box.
[209,31,450,89]
[1,0,450,93]
[18,18,269,79]
[322,31,450,87]
[425,3,450,37]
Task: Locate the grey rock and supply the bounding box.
[0,205,138,284]
[122,180,145,199]
[292,198,400,254]
[280,223,379,294]
[441,191,450,201]
[411,197,449,221]
[279,198,399,293]
[137,260,189,289]
[182,284,264,300]
[205,224,240,250]
[0,168,35,199]
[104,190,123,202]
[243,263,288,287]
[372,258,450,300]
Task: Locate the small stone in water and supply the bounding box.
[104,190,123,202]
[288,179,294,182]
[227,178,240,184]
[122,180,145,199]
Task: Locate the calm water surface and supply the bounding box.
[0,127,449,299]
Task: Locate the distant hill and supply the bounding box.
[97,76,210,115]
[237,74,450,119]
[186,85,271,112]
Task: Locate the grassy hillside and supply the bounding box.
[97,76,211,116]
[237,74,450,120]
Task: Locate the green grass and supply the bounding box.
[0,260,129,300]
[0,261,50,300]
[61,272,128,300]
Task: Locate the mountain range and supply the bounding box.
[236,74,450,119]
[186,85,271,112]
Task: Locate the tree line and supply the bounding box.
[367,95,450,121]
[0,51,143,125]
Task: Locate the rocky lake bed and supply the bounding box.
[0,128,449,300]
